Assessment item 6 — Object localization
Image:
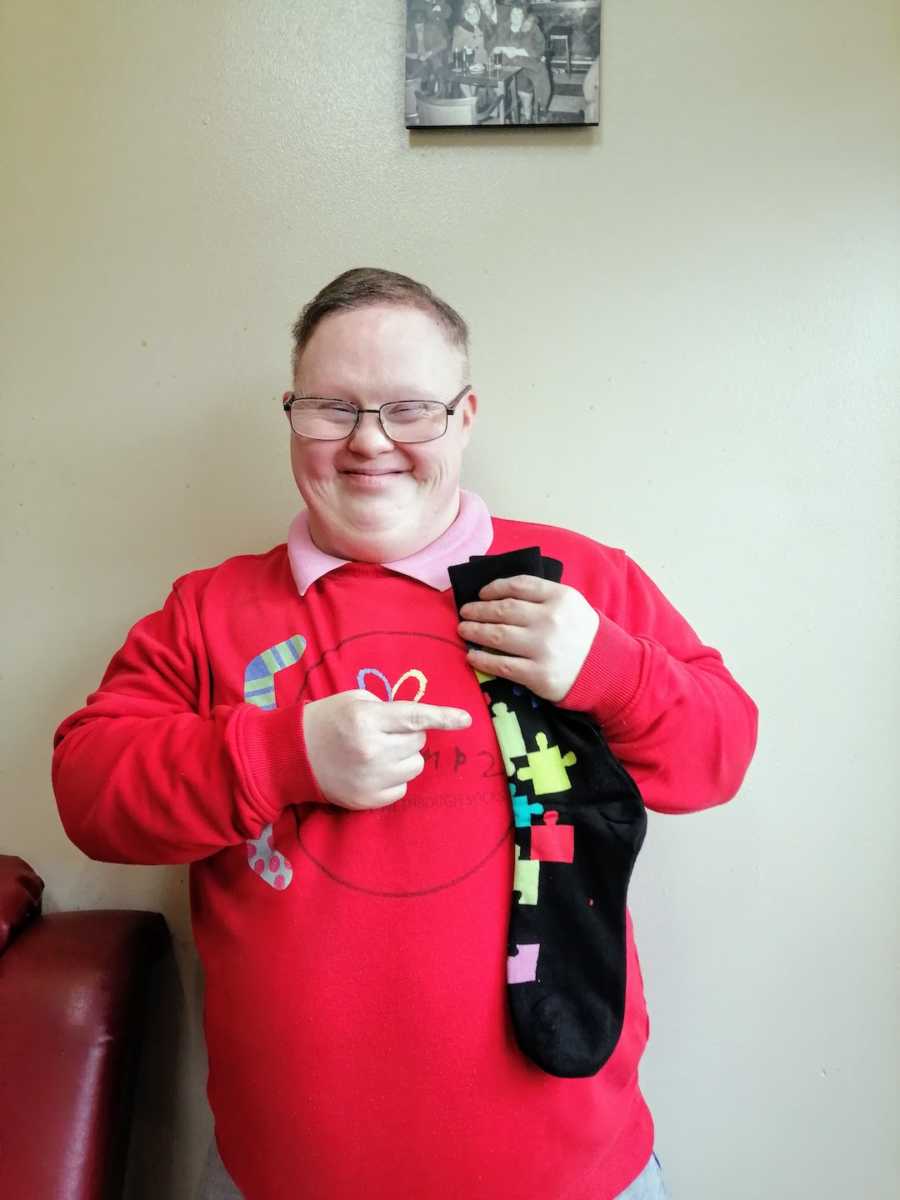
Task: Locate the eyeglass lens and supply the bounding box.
[290,400,448,443]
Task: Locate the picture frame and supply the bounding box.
[406,1,601,128]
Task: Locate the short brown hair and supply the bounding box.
[291,268,469,372]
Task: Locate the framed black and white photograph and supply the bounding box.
[406,1,601,128]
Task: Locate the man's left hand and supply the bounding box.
[458,576,599,702]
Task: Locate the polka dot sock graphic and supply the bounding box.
[246,825,292,891]
[449,548,648,1078]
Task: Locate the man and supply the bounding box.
[53,268,757,1200]
[490,2,552,121]
[406,1,452,97]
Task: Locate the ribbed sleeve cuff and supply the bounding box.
[558,611,645,725]
[233,701,328,824]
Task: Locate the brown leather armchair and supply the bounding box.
[0,855,170,1199]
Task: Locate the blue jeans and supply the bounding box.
[616,1151,670,1199]
[196,1143,670,1199]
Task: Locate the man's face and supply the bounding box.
[464,4,480,24]
[510,7,524,33]
[289,304,477,563]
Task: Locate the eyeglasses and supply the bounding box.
[283,384,471,444]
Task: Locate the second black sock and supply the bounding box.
[449,547,647,1078]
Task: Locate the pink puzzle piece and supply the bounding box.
[529,810,574,864]
[507,943,540,984]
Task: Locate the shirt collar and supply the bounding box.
[287,488,493,596]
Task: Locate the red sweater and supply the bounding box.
[53,515,758,1200]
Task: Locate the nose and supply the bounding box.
[345,410,396,456]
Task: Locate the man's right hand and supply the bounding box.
[302,690,472,811]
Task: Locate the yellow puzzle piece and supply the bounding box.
[516,731,577,796]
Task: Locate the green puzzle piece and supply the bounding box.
[491,701,527,776]
[513,844,539,905]
[516,730,578,796]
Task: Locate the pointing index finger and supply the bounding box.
[380,702,472,733]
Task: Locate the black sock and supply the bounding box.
[449,548,647,1078]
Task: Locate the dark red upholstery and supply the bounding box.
[0,855,170,1199]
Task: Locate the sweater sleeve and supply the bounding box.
[52,579,323,865]
[559,554,758,815]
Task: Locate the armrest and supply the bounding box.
[0,908,170,1200]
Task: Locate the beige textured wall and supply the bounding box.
[2,2,898,1197]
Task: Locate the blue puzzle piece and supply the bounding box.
[510,782,544,828]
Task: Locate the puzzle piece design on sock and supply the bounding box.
[530,810,574,864]
[242,634,307,890]
[243,635,307,711]
[356,667,428,702]
[507,943,540,984]
[516,731,577,796]
[246,824,292,890]
[513,844,540,904]
[491,702,527,775]
[510,782,544,828]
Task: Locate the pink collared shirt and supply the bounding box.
[287,488,494,596]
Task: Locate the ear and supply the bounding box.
[460,391,478,442]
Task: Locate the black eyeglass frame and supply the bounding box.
[282,384,471,443]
